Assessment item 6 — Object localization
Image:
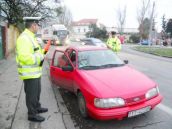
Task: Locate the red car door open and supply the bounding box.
[50,50,74,91]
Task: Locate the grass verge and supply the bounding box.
[133,46,172,58]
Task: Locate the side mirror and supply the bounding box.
[62,66,73,71]
[124,60,129,64]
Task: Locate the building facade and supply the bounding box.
[0,13,7,59]
[106,27,139,34]
[0,11,19,60]
[71,19,101,38]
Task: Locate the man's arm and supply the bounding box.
[39,40,51,66]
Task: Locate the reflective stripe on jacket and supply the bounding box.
[106,37,121,52]
[16,29,44,80]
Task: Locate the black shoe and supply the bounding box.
[37,107,48,113]
[28,115,45,122]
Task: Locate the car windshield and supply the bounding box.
[56,30,68,36]
[78,49,124,70]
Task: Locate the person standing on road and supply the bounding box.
[15,17,50,122]
[106,31,121,52]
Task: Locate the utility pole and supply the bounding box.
[149,1,155,46]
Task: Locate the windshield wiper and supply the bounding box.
[99,64,124,68]
[79,65,101,70]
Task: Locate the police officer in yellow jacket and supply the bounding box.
[106,31,121,52]
[16,17,50,122]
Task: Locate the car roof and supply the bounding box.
[81,37,99,40]
[55,45,108,52]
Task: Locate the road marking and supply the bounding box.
[157,104,172,116]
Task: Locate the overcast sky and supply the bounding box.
[64,0,171,32]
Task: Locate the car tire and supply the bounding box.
[77,92,88,118]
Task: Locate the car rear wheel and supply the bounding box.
[77,92,88,118]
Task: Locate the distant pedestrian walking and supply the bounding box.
[119,34,125,44]
[15,17,51,122]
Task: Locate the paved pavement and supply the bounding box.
[0,55,76,129]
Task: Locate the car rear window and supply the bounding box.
[91,38,102,43]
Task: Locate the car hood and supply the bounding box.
[79,65,156,98]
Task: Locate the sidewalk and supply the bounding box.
[0,56,76,129]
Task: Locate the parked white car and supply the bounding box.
[80,38,107,47]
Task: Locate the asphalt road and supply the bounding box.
[48,44,172,129]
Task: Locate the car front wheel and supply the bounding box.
[77,92,88,118]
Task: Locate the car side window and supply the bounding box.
[85,40,93,45]
[69,50,76,66]
[53,51,71,68]
[66,49,71,56]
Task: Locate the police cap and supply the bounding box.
[111,31,116,35]
[23,17,41,25]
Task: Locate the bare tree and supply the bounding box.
[56,5,73,28]
[0,0,56,30]
[137,0,151,39]
[0,0,23,25]
[142,18,151,39]
[20,0,53,19]
[162,14,166,32]
[116,5,127,34]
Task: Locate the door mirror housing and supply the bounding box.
[62,66,73,71]
[124,60,129,64]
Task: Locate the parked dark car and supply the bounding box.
[80,38,107,47]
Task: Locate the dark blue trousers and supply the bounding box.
[24,78,41,116]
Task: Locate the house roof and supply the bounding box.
[72,19,98,26]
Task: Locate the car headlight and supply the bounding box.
[94,98,125,108]
[145,87,159,100]
[55,40,59,43]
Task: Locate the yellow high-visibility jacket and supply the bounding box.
[16,29,45,80]
[106,37,121,52]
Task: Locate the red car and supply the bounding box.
[50,46,163,120]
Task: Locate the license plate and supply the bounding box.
[128,106,151,118]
